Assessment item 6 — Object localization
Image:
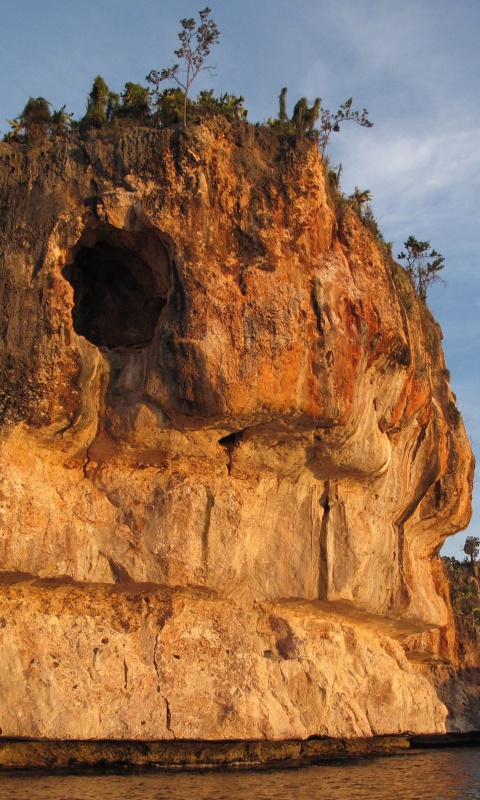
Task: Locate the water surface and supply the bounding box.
[1,748,480,799]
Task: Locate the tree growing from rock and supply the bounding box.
[5,97,73,142]
[147,7,220,129]
[348,187,373,214]
[397,235,445,301]
[278,87,288,124]
[6,97,51,142]
[118,83,151,124]
[318,98,373,155]
[270,89,373,151]
[292,96,321,140]
[464,536,480,572]
[80,76,120,131]
[153,87,191,127]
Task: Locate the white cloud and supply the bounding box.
[336,125,480,208]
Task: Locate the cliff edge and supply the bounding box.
[0,118,474,740]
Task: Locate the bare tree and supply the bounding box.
[318,98,373,155]
[147,7,220,129]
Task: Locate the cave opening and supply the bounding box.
[63,225,173,349]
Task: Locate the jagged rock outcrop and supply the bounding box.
[0,118,474,741]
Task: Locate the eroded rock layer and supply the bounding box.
[0,119,474,740]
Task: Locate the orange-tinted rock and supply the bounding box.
[0,119,474,740]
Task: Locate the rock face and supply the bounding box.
[0,119,474,741]
[405,559,480,734]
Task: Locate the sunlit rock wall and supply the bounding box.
[0,119,473,739]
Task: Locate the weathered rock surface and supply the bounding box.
[406,559,480,733]
[0,118,474,741]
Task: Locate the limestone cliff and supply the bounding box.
[0,118,474,741]
[405,558,480,733]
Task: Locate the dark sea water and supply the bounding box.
[1,748,480,800]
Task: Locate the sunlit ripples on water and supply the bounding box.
[1,748,480,800]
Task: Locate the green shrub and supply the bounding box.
[118,82,151,123]
[196,89,247,120]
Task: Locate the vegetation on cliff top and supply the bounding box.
[443,539,480,640]
[4,81,371,153]
[443,554,480,657]
[2,6,446,304]
[146,6,220,130]
[4,6,372,151]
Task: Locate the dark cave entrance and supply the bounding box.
[64,225,173,349]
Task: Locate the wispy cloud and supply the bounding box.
[336,125,480,205]
[332,123,480,267]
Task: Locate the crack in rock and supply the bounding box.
[153,633,175,737]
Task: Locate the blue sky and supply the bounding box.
[1,0,478,558]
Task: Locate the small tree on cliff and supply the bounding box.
[80,76,120,131]
[118,82,151,124]
[278,87,288,124]
[464,536,480,572]
[397,235,445,302]
[6,97,51,142]
[292,96,321,140]
[318,97,373,155]
[269,89,373,151]
[147,7,220,129]
[5,98,73,142]
[348,187,373,214]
